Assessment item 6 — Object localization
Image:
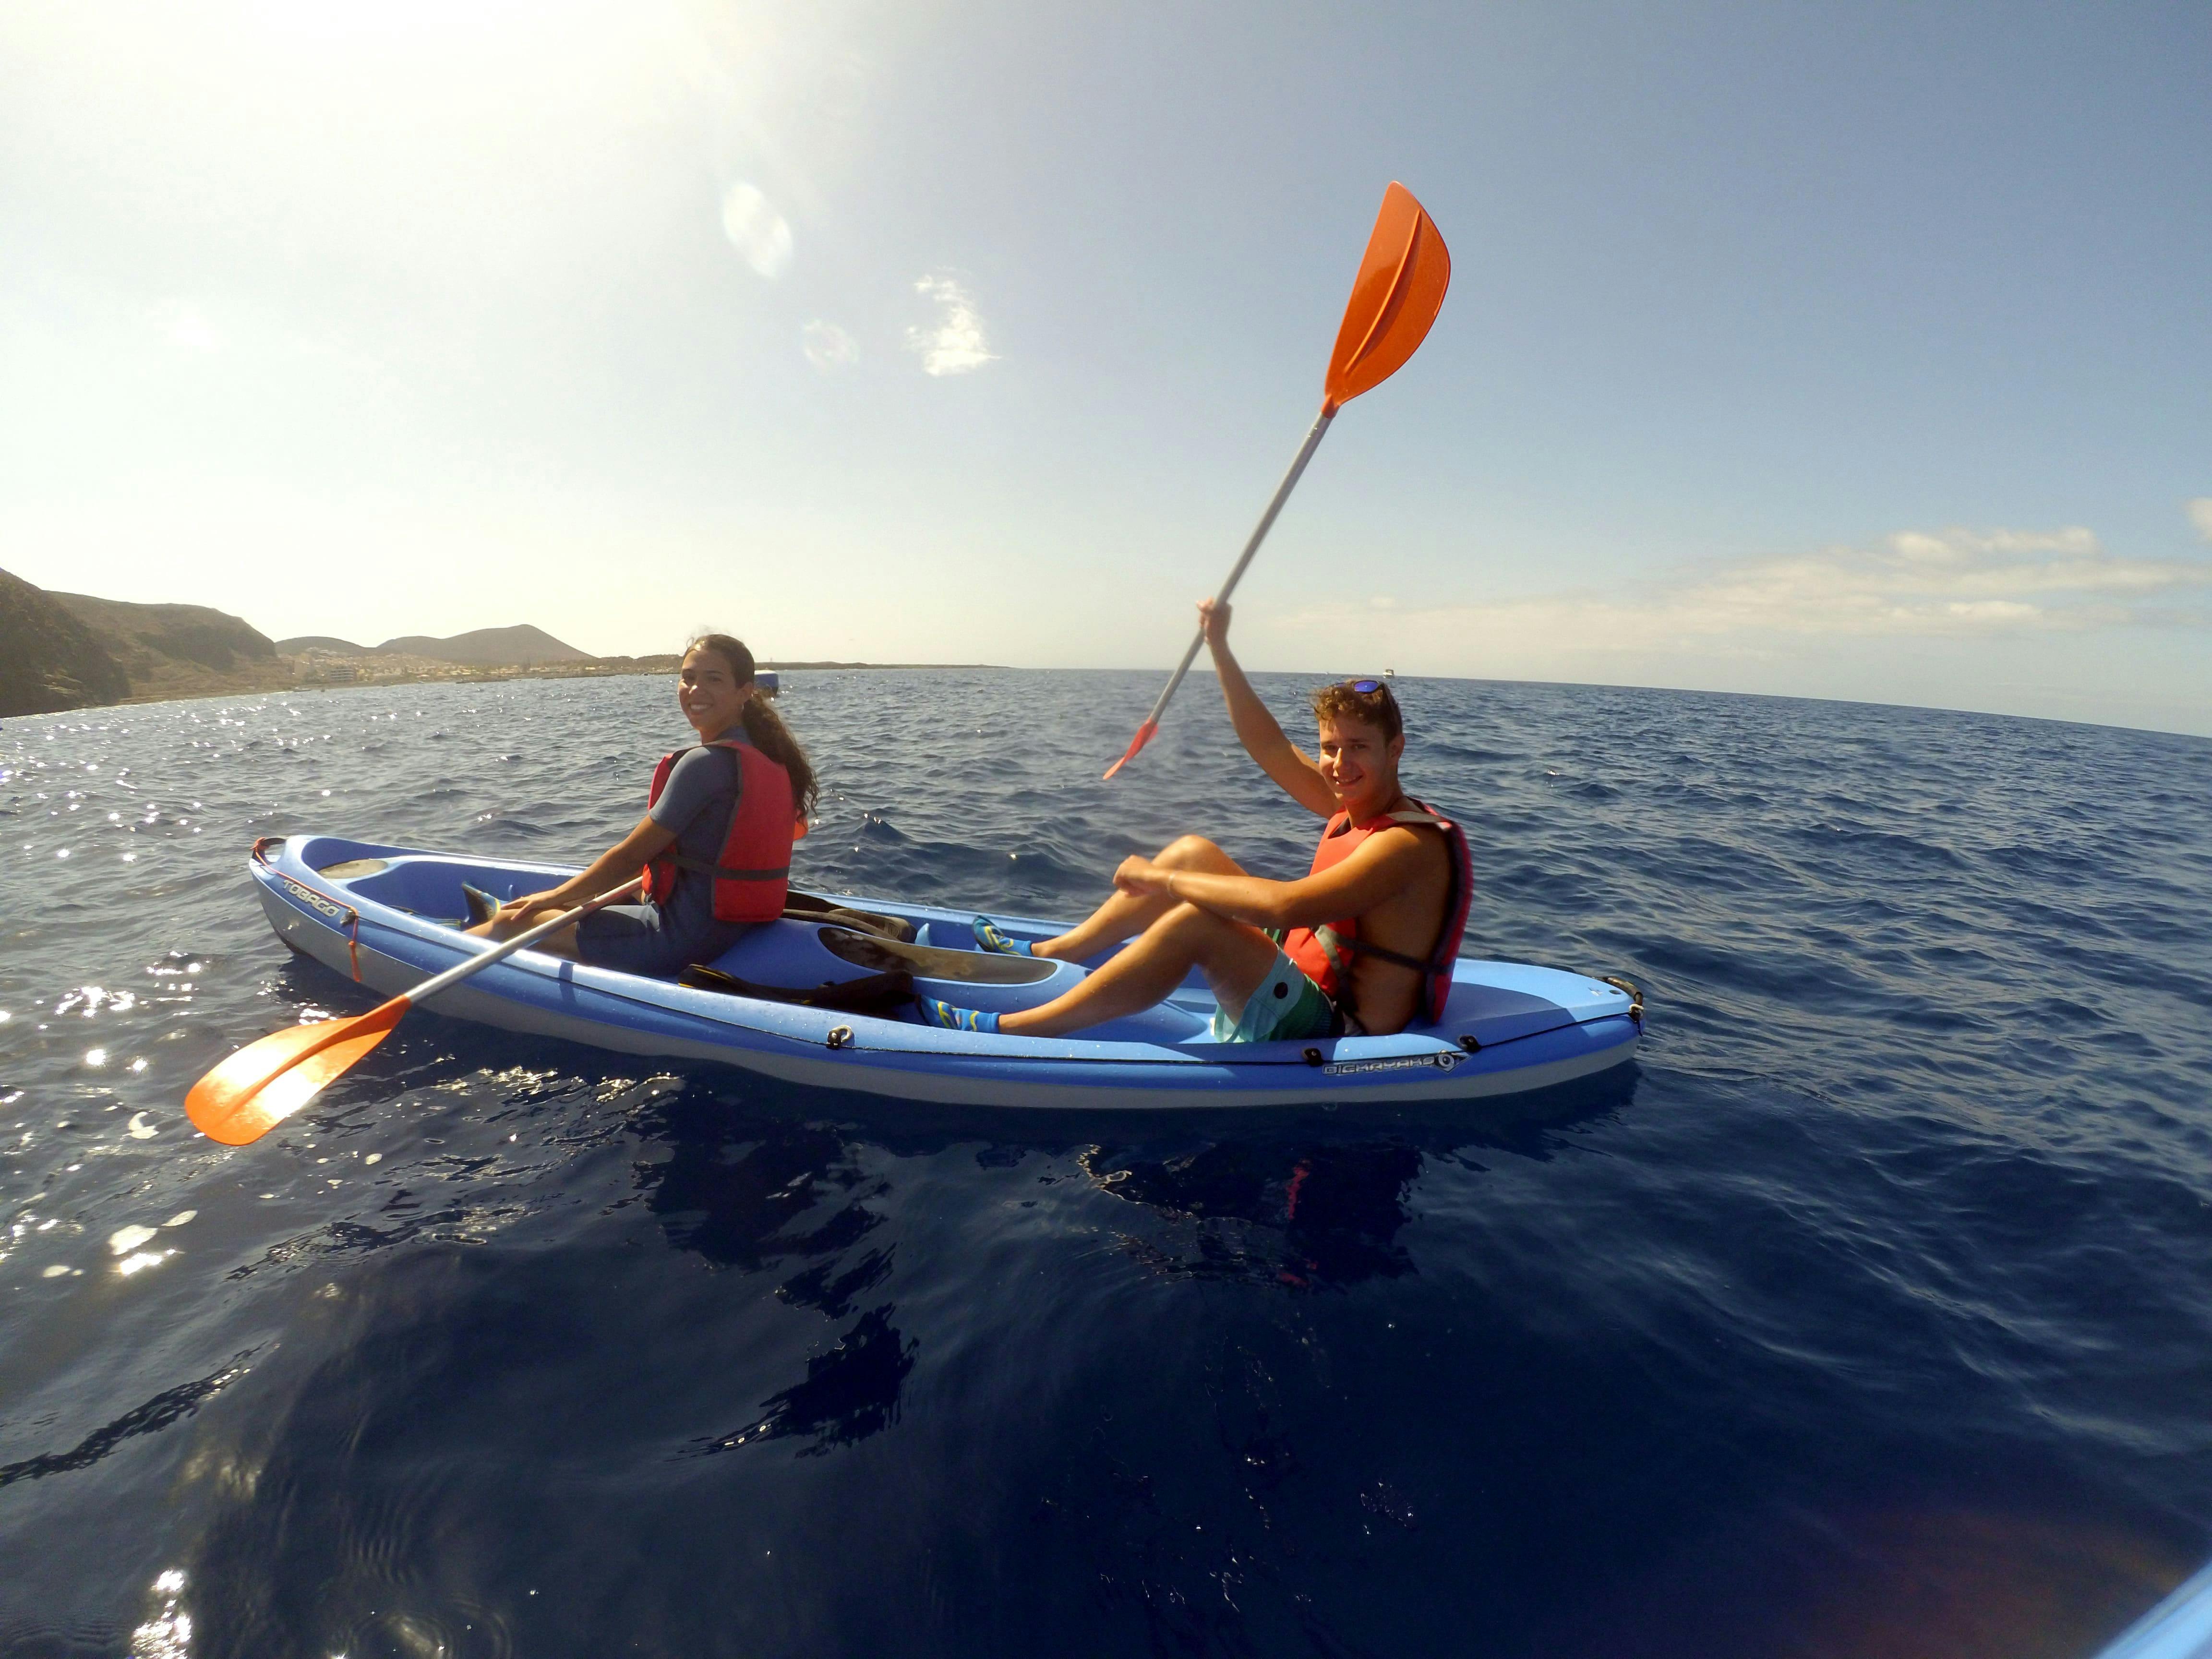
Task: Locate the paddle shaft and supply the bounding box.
[396,879,643,1009]
[1132,405,1336,735]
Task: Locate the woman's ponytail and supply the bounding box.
[740,695,818,820]
[686,633,818,821]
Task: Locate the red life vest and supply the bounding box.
[639,738,805,924]
[1281,798,1473,1028]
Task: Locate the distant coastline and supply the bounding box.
[287,656,1006,693]
[0,570,1000,718]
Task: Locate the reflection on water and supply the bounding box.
[130,1570,192,1659]
[1084,1139,1426,1288]
[3,675,2208,1656]
[637,1094,916,1457]
[636,1101,887,1274]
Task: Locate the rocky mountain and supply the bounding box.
[372,625,590,666]
[0,568,130,717]
[3,577,976,717]
[0,571,301,714]
[49,590,294,702]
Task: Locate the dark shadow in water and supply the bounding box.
[633,1095,888,1276]
[627,1092,916,1457]
[0,1351,258,1490]
[1080,1138,1426,1289]
[685,1305,918,1459]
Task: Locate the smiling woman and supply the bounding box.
[464,633,818,978]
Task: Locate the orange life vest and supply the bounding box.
[1281,799,1473,1028]
[639,738,805,924]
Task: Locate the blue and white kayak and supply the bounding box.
[250,834,1642,1111]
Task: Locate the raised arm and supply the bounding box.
[1200,599,1338,818]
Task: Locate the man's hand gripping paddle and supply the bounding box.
[1103,181,1451,780]
[185,880,642,1147]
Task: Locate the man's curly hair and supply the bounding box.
[1309,680,1402,743]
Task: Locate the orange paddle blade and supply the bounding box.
[186,997,412,1147]
[1323,182,1452,413]
[1102,719,1159,781]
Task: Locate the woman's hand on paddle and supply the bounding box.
[497,890,566,926]
[1198,598,1232,653]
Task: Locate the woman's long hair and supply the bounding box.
[686,633,818,820]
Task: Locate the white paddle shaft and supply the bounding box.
[1132,405,1336,733]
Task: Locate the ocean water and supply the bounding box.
[2,669,2209,1659]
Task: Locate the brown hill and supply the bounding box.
[373,624,591,666]
[49,590,294,703]
[0,568,131,717]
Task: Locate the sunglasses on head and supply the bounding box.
[1341,678,1390,696]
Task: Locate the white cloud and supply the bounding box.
[145,298,223,355]
[800,320,859,371]
[906,276,996,376]
[2188,497,2212,543]
[1626,523,2210,639]
[721,182,793,279]
[1283,524,2212,663]
[1638,525,2204,638]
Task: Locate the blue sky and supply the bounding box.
[3,0,2208,734]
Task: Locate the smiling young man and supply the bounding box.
[924,599,1472,1042]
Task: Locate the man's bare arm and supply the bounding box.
[1117,830,1428,932]
[1200,599,1338,819]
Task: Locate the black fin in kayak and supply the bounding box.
[817,926,1057,985]
[781,890,918,944]
[679,963,917,1017]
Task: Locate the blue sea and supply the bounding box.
[3,670,2209,1659]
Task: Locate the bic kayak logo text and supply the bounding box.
[1323,1050,1463,1077]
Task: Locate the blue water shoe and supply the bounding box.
[971,916,1033,956]
[919,996,1000,1034]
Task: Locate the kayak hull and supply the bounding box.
[249,835,1641,1111]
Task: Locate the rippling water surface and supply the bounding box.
[2,670,2209,1659]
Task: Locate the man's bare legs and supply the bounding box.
[1029,836,1246,962]
[993,834,1279,1039]
[998,900,1278,1038]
